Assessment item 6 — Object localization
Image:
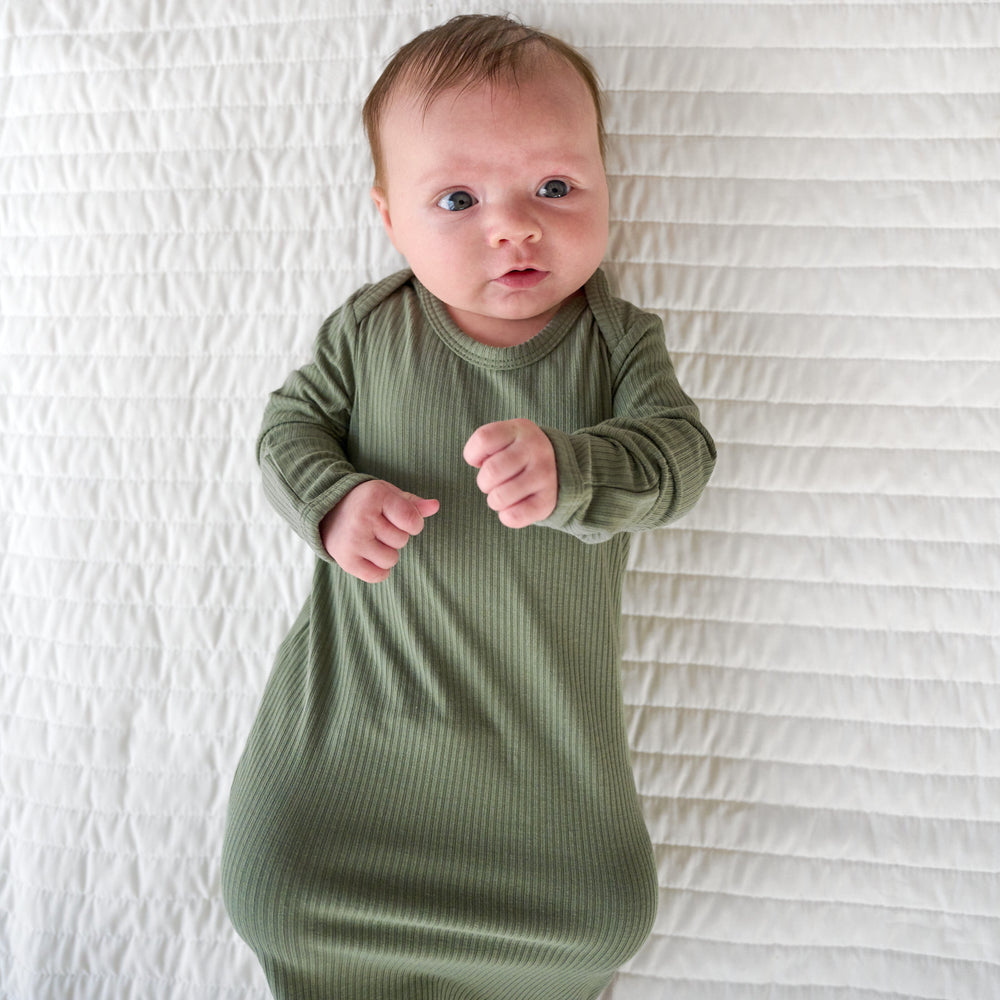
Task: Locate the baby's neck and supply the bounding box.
[447,290,583,347]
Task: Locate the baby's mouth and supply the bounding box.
[495,268,549,289]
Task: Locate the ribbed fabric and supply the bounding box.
[220,270,715,1000]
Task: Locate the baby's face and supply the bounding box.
[371,58,609,346]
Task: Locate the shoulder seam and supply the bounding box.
[586,269,661,359]
[350,269,414,324]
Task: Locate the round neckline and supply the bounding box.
[414,279,590,371]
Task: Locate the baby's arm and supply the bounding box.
[465,310,715,542]
[258,297,437,579]
[543,318,715,541]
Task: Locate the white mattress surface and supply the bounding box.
[2,2,998,998]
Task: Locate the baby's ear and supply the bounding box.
[370,186,394,241]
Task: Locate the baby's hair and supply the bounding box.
[363,13,606,190]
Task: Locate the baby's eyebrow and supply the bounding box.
[413,167,471,188]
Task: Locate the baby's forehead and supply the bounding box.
[374,54,605,176]
[393,52,592,120]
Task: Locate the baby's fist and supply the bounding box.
[320,480,438,583]
[463,419,557,529]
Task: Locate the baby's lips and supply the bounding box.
[494,268,549,289]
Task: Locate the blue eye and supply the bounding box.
[437,190,477,212]
[537,179,571,199]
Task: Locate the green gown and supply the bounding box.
[221,269,715,1000]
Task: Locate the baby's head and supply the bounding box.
[362,15,610,346]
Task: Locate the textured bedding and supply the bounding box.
[2,2,998,999]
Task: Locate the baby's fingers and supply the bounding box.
[381,491,440,537]
[352,547,400,583]
[496,493,555,530]
[475,446,526,497]
[463,420,518,469]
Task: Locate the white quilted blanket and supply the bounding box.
[2,2,998,998]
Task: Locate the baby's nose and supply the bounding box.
[487,203,541,247]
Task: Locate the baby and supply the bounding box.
[222,14,716,1000]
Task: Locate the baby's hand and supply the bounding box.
[463,419,558,529]
[320,480,439,583]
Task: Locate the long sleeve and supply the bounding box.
[255,294,375,561]
[540,291,716,544]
